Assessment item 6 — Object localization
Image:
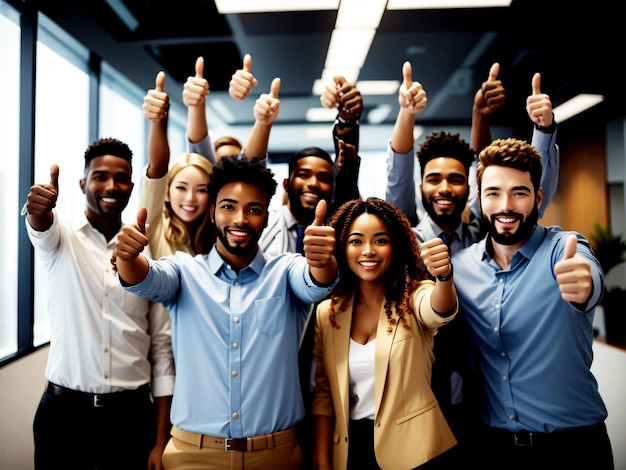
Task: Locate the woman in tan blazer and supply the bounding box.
[312,198,458,469]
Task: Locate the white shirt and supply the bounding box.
[25,211,175,397]
[349,338,376,420]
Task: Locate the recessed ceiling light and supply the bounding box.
[214,0,339,14]
[553,94,604,123]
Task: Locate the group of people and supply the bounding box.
[24,53,614,470]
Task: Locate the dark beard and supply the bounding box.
[421,190,468,230]
[287,191,318,224]
[484,205,539,246]
[214,225,260,257]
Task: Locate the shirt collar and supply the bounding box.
[483,224,545,263]
[207,244,267,276]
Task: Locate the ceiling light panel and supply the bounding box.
[215,0,339,14]
[553,94,604,123]
[324,28,376,69]
[336,0,387,28]
[387,0,512,9]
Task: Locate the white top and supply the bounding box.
[25,211,175,397]
[349,338,376,420]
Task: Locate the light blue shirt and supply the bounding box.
[452,225,607,432]
[122,246,338,437]
[386,128,559,229]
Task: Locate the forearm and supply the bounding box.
[154,395,172,447]
[147,119,170,178]
[243,121,271,161]
[117,256,150,286]
[431,278,457,316]
[470,105,492,153]
[391,108,416,153]
[310,259,338,287]
[186,105,208,144]
[27,213,54,232]
[313,414,333,469]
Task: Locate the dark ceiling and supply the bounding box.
[24,0,626,152]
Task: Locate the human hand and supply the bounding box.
[115,207,150,262]
[26,164,59,217]
[419,237,452,280]
[398,61,427,114]
[253,77,281,125]
[143,71,169,122]
[554,235,592,304]
[182,57,209,108]
[526,72,553,129]
[229,53,258,100]
[304,200,335,268]
[474,62,505,116]
[335,139,358,169]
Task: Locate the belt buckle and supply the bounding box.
[225,438,247,452]
[93,394,105,408]
[514,432,533,447]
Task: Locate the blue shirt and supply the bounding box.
[123,246,338,437]
[452,225,607,432]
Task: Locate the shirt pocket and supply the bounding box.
[255,296,286,336]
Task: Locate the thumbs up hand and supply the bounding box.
[229,53,258,100]
[253,77,281,125]
[183,57,209,108]
[419,237,451,280]
[526,72,554,129]
[398,61,427,114]
[303,200,336,268]
[26,164,60,218]
[115,207,150,263]
[143,71,169,121]
[475,62,505,116]
[554,234,592,304]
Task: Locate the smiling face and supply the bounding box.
[480,165,543,247]
[81,154,133,223]
[285,156,334,224]
[167,165,210,229]
[211,181,268,270]
[420,156,469,232]
[345,213,392,285]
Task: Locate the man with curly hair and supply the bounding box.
[114,157,339,470]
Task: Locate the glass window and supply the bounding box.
[0,3,21,360]
[33,19,90,347]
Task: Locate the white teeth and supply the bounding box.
[101,198,116,203]
[230,230,248,237]
[302,192,319,199]
[435,200,453,205]
[181,205,197,212]
[497,217,516,223]
[359,261,379,267]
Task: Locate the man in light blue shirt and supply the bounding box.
[114,157,339,470]
[452,138,613,469]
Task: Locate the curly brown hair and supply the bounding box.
[328,198,428,333]
[476,138,542,194]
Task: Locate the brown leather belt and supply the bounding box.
[46,381,150,408]
[171,425,297,452]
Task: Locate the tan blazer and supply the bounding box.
[312,282,457,469]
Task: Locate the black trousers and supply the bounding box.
[33,383,157,470]
[478,422,614,470]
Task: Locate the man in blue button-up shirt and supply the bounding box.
[452,138,613,469]
[115,157,339,470]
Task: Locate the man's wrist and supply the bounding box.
[436,263,454,282]
[535,113,556,133]
[335,115,359,130]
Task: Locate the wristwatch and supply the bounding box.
[535,113,556,133]
[436,263,454,282]
[334,115,359,130]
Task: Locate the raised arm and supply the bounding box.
[25,163,59,232]
[470,62,506,154]
[527,72,559,217]
[245,76,281,161]
[115,207,151,285]
[303,200,338,286]
[386,61,427,225]
[143,71,170,179]
[183,57,217,164]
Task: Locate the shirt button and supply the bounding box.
[232,412,239,419]
[494,327,498,332]
[501,352,506,357]
[374,421,380,428]
[495,303,500,309]
[233,343,239,349]
[508,414,515,420]
[499,279,503,284]
[234,282,239,286]
[104,374,109,380]
[104,348,109,353]
[231,370,238,377]
[502,376,508,382]
[234,317,240,323]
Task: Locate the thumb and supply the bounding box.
[313,199,327,226]
[270,77,281,98]
[243,53,252,73]
[488,62,499,80]
[562,234,578,260]
[50,164,59,189]
[531,72,541,95]
[334,75,346,87]
[137,207,148,234]
[195,56,204,78]
[402,61,413,87]
[155,71,165,92]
